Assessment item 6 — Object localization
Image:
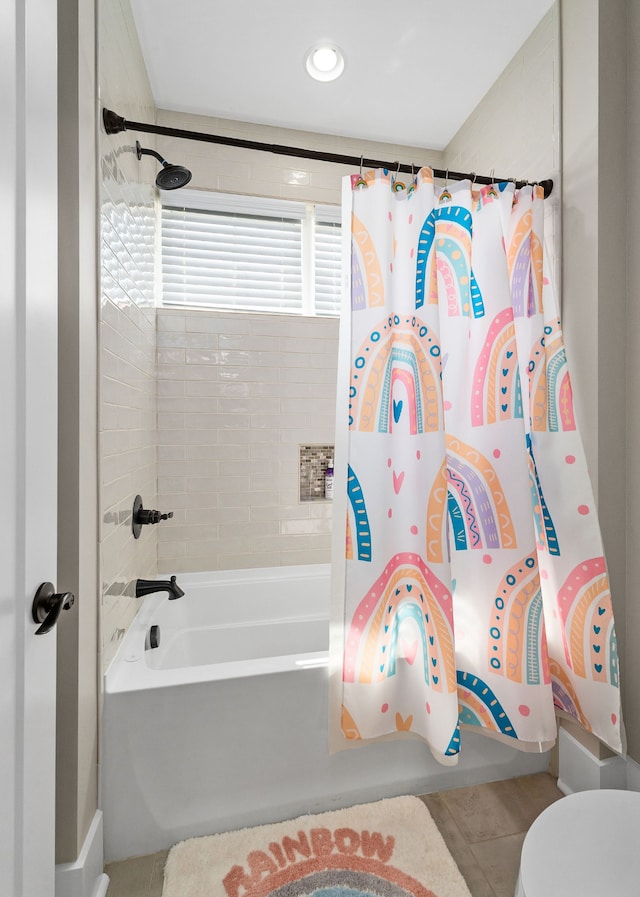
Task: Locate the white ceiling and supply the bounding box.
[130,0,555,151]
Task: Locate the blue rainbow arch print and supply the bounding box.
[457,671,518,739]
[415,204,485,317]
[444,725,462,757]
[446,435,517,551]
[342,552,456,695]
[351,213,384,310]
[349,315,443,434]
[557,557,619,686]
[528,318,577,432]
[346,464,372,562]
[526,434,560,555]
[471,309,524,426]
[487,553,550,685]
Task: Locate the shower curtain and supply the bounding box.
[329,167,623,763]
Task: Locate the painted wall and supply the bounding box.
[56,0,99,864]
[444,7,560,289]
[445,7,558,185]
[624,0,640,762]
[560,0,630,760]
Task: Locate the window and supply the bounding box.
[161,191,342,316]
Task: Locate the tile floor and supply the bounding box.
[104,771,563,897]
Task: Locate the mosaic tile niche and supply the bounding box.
[299,445,334,501]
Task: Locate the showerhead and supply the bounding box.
[155,163,192,190]
[136,141,192,190]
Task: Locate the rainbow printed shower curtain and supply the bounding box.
[329,167,623,763]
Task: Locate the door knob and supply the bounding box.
[32,582,75,635]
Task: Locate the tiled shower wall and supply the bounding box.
[156,309,339,572]
[153,115,443,573]
[98,0,158,670]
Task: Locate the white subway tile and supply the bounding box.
[158,380,186,396]
[185,314,249,334]
[216,553,281,571]
[187,444,249,461]
[157,330,219,349]
[185,348,221,365]
[219,333,279,352]
[281,518,332,536]
[187,475,249,493]
[186,507,249,526]
[157,313,186,332]
[157,347,186,365]
[219,459,272,477]
[158,412,185,430]
[185,380,221,396]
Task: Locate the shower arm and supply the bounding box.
[136,141,167,167]
[103,108,554,199]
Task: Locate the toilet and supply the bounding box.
[515,789,640,897]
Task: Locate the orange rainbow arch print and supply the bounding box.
[425,460,448,564]
[342,553,456,694]
[351,213,384,310]
[507,196,543,317]
[487,554,550,685]
[446,436,517,552]
[348,315,443,434]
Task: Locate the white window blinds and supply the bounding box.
[314,210,342,317]
[161,191,341,316]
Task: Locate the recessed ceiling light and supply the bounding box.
[305,44,345,82]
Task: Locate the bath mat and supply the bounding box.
[162,796,472,897]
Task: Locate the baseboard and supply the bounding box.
[557,727,627,794]
[55,810,109,897]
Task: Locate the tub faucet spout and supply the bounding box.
[135,575,185,600]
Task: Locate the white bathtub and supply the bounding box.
[102,563,549,862]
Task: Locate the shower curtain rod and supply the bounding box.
[102,108,553,198]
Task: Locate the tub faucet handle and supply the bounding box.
[132,494,174,539]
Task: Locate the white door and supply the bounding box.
[1,0,59,894]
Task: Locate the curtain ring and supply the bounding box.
[470,171,477,185]
[393,161,405,192]
[445,168,449,188]
[488,168,497,197]
[354,155,367,189]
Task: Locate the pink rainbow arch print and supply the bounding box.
[343,553,456,695]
